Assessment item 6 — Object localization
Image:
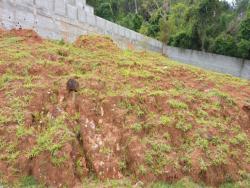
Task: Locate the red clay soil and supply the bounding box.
[11,29,43,43]
[0,29,250,187]
[75,35,120,52]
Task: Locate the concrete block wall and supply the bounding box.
[0,0,162,51]
[0,0,249,79]
[163,46,250,79]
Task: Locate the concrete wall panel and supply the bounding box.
[66,0,76,6]
[86,13,96,26]
[55,0,66,16]
[78,8,86,23]
[16,0,33,7]
[240,61,250,80]
[96,16,106,30]
[16,11,35,29]
[67,4,77,20]
[36,0,54,12]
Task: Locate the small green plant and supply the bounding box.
[76,159,85,176]
[8,97,25,126]
[199,158,208,171]
[51,154,67,167]
[208,89,235,106]
[160,115,171,126]
[11,50,30,60]
[23,76,36,89]
[58,39,65,45]
[179,156,192,172]
[138,165,147,175]
[211,144,229,166]
[0,72,16,89]
[16,126,33,138]
[27,116,73,158]
[168,99,188,110]
[145,138,172,174]
[19,176,38,187]
[118,160,127,171]
[230,133,247,145]
[134,87,146,95]
[120,68,152,78]
[130,123,143,133]
[176,120,192,132]
[195,136,209,150]
[196,109,208,119]
[163,133,170,141]
[0,113,9,125]
[149,90,166,96]
[118,100,145,117]
[99,146,112,155]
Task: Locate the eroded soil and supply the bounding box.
[0,29,250,187]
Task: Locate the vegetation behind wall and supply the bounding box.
[87,0,250,59]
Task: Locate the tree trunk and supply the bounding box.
[134,0,138,14]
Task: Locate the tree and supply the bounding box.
[87,0,250,59]
[194,0,221,51]
[210,34,237,56]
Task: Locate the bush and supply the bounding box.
[169,31,192,49]
[239,17,250,41]
[210,34,237,57]
[96,2,114,21]
[119,13,143,32]
[237,39,250,59]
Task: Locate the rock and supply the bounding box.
[133,181,144,188]
[66,79,79,92]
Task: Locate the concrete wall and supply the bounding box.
[0,0,249,79]
[0,0,162,52]
[163,46,250,79]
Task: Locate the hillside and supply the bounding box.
[0,29,250,188]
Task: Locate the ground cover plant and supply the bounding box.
[0,29,249,187]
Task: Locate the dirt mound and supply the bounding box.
[75,35,119,51]
[11,29,43,43]
[0,29,42,44]
[0,29,250,187]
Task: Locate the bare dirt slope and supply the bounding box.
[0,29,250,187]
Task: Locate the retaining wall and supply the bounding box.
[163,46,250,79]
[0,0,249,79]
[0,0,162,52]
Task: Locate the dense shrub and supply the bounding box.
[210,34,237,57]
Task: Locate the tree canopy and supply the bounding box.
[87,0,250,59]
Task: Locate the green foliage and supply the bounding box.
[168,99,188,110]
[130,123,143,133]
[16,126,33,138]
[27,116,73,158]
[119,13,143,32]
[19,176,38,187]
[169,31,192,49]
[96,2,114,21]
[237,39,250,59]
[160,115,171,126]
[0,113,9,125]
[239,15,250,41]
[144,137,172,174]
[210,34,237,57]
[88,0,250,59]
[230,133,247,145]
[150,178,200,188]
[176,120,192,132]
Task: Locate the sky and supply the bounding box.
[226,0,234,4]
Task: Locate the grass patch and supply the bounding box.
[160,115,171,126]
[168,99,188,110]
[27,116,73,158]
